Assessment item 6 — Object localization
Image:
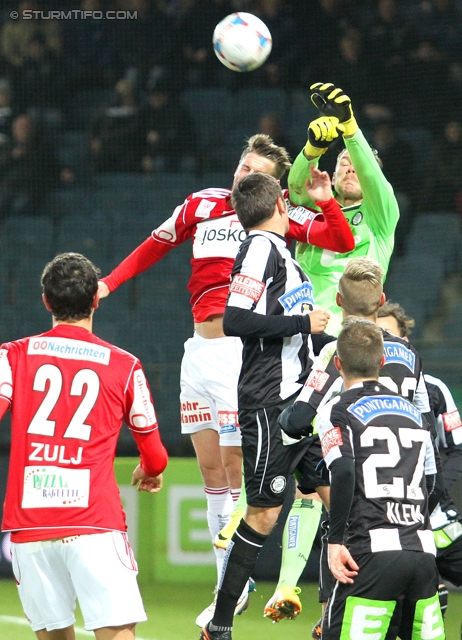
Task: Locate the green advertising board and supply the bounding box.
[115,457,216,584]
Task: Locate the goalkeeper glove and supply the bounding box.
[310,82,358,137]
[305,115,341,158]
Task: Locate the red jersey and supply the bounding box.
[1,324,167,542]
[102,189,354,322]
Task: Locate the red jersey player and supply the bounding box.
[1,252,168,640]
[98,134,354,625]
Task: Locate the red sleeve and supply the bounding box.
[132,427,168,477]
[101,236,173,292]
[309,198,355,252]
[287,198,355,253]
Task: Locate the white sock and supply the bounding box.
[205,486,233,581]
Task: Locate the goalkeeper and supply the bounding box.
[289,82,400,337]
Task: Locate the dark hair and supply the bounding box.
[239,134,292,180]
[41,253,100,321]
[337,316,384,380]
[377,300,415,338]
[231,172,282,231]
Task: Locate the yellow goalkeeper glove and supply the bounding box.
[304,115,341,158]
[310,82,358,137]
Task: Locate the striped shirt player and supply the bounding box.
[101,186,353,446]
[425,374,462,591]
[317,381,444,640]
[223,229,320,506]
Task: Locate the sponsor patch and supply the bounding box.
[270,475,286,494]
[22,465,90,509]
[321,427,343,457]
[218,411,239,428]
[383,342,416,373]
[348,395,422,426]
[230,274,265,302]
[443,409,462,432]
[287,514,299,549]
[286,200,317,225]
[278,282,314,313]
[129,368,157,431]
[27,337,110,365]
[180,398,213,425]
[195,199,216,219]
[306,369,330,392]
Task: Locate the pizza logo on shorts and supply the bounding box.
[321,427,343,457]
[270,476,286,494]
[305,369,330,392]
[230,274,265,302]
[443,409,462,432]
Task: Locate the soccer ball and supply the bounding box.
[213,13,272,73]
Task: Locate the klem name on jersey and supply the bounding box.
[348,395,422,426]
[383,342,416,373]
[278,282,314,313]
[28,337,110,365]
[387,502,424,525]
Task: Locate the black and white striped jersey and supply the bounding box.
[224,230,315,410]
[283,328,431,436]
[318,381,437,555]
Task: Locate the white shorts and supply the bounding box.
[180,333,242,446]
[11,531,147,632]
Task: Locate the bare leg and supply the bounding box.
[35,626,75,640]
[94,624,136,640]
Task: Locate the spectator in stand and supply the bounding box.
[370,119,416,255]
[0,114,72,221]
[62,0,119,90]
[420,119,462,214]
[90,78,144,173]
[251,0,300,89]
[363,0,418,111]
[12,32,67,121]
[413,0,462,65]
[256,112,298,185]
[1,1,62,70]
[172,0,233,87]
[140,77,198,173]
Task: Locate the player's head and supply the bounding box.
[232,171,287,232]
[332,147,382,203]
[337,257,385,320]
[335,316,385,382]
[377,300,414,340]
[41,253,100,321]
[233,134,292,186]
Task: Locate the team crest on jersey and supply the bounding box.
[348,395,422,426]
[321,427,343,457]
[383,342,416,373]
[278,282,314,313]
[195,199,217,219]
[351,211,363,225]
[285,199,317,225]
[230,275,265,302]
[306,369,330,392]
[443,409,462,432]
[270,476,286,494]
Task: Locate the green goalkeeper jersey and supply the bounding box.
[289,128,400,336]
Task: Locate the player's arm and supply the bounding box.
[99,198,196,295]
[124,364,168,489]
[287,115,340,210]
[286,164,354,253]
[310,82,399,239]
[317,400,359,583]
[279,341,339,438]
[0,347,13,421]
